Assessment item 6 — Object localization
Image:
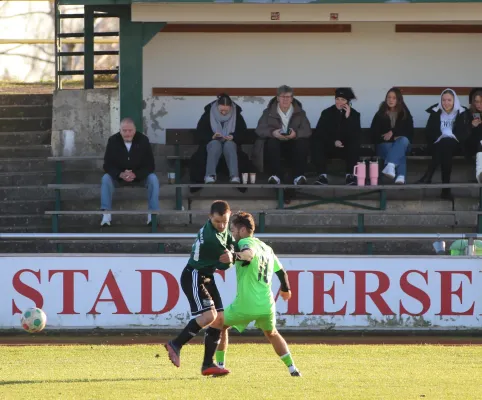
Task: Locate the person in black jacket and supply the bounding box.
[311,88,361,185]
[465,88,482,182]
[371,87,414,185]
[101,117,159,226]
[417,88,469,199]
[190,94,252,185]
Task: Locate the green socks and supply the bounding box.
[216,350,226,367]
[281,353,297,373]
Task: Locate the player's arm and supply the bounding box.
[233,240,255,265]
[234,247,255,262]
[273,255,291,301]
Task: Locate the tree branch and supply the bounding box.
[1,11,51,19]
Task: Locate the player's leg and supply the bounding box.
[165,267,217,368]
[259,313,301,377]
[200,278,230,376]
[216,326,229,368]
[213,303,250,370]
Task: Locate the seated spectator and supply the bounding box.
[465,88,482,182]
[417,89,469,199]
[190,93,252,185]
[311,88,361,185]
[370,87,414,185]
[101,117,159,226]
[254,85,311,185]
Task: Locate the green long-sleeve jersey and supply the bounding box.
[187,220,234,274]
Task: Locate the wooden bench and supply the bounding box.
[44,208,482,256]
[165,127,473,209]
[165,127,434,166]
[44,208,482,234]
[46,183,482,233]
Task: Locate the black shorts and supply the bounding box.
[180,265,224,317]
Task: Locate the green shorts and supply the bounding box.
[223,303,276,333]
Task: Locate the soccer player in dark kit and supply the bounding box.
[164,200,234,377]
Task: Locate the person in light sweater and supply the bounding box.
[417,89,469,199]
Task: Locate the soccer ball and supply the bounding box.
[21,308,47,333]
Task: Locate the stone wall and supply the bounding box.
[51,89,120,156]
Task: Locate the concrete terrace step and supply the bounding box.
[0,157,55,173]
[0,214,49,229]
[0,94,52,107]
[0,200,58,214]
[0,145,51,158]
[0,131,51,146]
[0,241,159,254]
[0,186,180,202]
[0,198,178,215]
[42,212,472,230]
[0,105,52,119]
[0,117,52,132]
[0,170,105,186]
[0,186,56,201]
[0,232,468,255]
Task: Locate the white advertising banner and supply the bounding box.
[1,255,481,330]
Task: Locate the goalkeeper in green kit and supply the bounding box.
[210,211,301,377]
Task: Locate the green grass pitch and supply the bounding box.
[1,344,481,400]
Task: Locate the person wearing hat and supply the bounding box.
[311,88,361,185]
[465,88,482,182]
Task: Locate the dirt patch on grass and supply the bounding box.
[1,332,481,346]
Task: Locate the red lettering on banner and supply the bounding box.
[399,270,431,316]
[137,270,179,314]
[436,271,475,316]
[274,271,302,315]
[88,270,132,315]
[215,270,226,281]
[350,271,395,315]
[11,269,43,314]
[48,270,89,315]
[309,271,347,315]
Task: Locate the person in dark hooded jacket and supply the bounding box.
[417,88,469,199]
[465,88,482,183]
[311,88,361,185]
[371,87,414,185]
[189,94,253,185]
[255,85,312,184]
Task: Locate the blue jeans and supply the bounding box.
[101,173,160,211]
[376,136,410,177]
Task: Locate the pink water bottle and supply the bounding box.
[353,162,366,186]
[369,161,379,186]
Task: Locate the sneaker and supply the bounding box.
[314,175,328,185]
[230,176,241,183]
[290,369,302,377]
[100,214,111,226]
[204,175,216,184]
[382,163,396,179]
[293,175,307,185]
[395,175,405,185]
[268,175,281,184]
[147,214,153,226]
[164,341,181,368]
[345,175,357,185]
[201,363,230,377]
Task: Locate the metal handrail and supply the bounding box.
[0,233,480,241]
